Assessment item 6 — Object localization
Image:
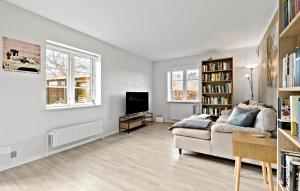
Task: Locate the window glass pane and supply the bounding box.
[74,56,91,73]
[172,71,183,81]
[75,73,91,88]
[46,68,67,78]
[75,88,91,103]
[46,49,68,70]
[73,56,92,103]
[187,80,199,100]
[187,69,199,80]
[46,87,67,105]
[46,49,68,105]
[172,80,183,100]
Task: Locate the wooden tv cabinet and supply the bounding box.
[119,112,153,133]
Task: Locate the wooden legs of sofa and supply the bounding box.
[179,148,182,155]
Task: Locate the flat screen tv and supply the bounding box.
[126,92,149,115]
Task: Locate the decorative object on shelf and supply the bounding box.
[267,20,278,87]
[245,64,258,100]
[2,36,41,73]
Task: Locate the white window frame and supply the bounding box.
[167,67,200,103]
[46,41,101,110]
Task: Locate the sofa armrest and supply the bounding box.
[211,123,272,137]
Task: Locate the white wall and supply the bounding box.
[0,1,152,170]
[152,47,259,121]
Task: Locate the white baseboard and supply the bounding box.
[0,129,119,172]
[0,153,46,172]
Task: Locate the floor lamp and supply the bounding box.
[245,64,258,100]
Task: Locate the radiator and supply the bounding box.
[170,103,194,121]
[49,120,103,148]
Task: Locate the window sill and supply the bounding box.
[45,103,101,111]
[167,100,199,104]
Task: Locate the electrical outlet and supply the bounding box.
[11,151,17,158]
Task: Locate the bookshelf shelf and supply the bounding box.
[278,0,300,189]
[202,80,232,83]
[280,11,300,38]
[202,69,232,73]
[279,87,300,91]
[201,57,233,118]
[202,104,232,107]
[279,129,300,149]
[203,93,232,95]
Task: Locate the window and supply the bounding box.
[168,68,199,102]
[46,41,101,109]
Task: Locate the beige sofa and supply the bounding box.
[172,106,277,165]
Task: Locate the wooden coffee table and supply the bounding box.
[232,131,276,191]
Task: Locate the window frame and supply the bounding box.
[167,67,200,103]
[45,42,100,110]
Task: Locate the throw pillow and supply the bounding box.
[238,103,259,110]
[254,108,277,131]
[227,110,260,127]
[226,106,255,122]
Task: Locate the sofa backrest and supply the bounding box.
[254,107,277,132]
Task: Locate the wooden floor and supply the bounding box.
[0,123,275,191]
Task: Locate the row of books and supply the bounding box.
[282,47,300,88]
[202,83,232,94]
[202,62,231,72]
[202,72,231,82]
[278,96,300,138]
[202,107,222,116]
[284,0,300,28]
[202,96,230,105]
[281,150,300,190]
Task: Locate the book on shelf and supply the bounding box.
[202,62,231,72]
[291,96,300,136]
[290,160,300,191]
[202,72,231,82]
[281,150,300,188]
[202,83,232,94]
[284,0,300,28]
[278,97,291,130]
[202,107,223,116]
[202,96,230,105]
[282,47,300,88]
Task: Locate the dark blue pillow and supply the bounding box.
[227,109,260,127]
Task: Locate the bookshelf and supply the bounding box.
[201,57,233,117]
[278,0,300,190]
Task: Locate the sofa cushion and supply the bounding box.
[172,128,211,140]
[211,123,272,137]
[227,106,257,122]
[227,110,260,127]
[216,115,229,123]
[254,108,277,132]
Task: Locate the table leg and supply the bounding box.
[261,162,268,184]
[266,163,274,191]
[235,156,241,191]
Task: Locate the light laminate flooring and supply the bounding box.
[0,123,275,191]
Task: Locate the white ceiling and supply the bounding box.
[5,0,277,61]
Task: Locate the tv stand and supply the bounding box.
[119,112,153,133]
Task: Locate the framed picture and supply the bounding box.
[266,22,278,87]
[2,37,41,73]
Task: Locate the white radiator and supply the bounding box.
[49,120,103,148]
[170,103,194,121]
